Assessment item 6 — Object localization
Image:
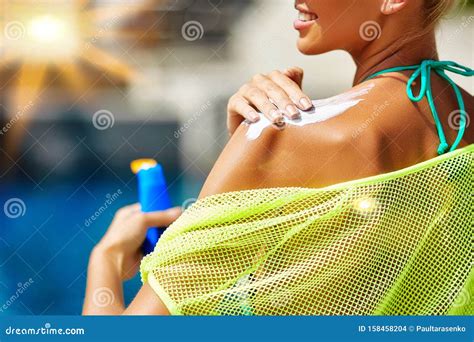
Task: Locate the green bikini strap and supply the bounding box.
[365,60,474,155]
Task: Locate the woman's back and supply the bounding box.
[82,0,473,316]
[200,73,473,198]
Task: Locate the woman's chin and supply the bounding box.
[297,39,324,55]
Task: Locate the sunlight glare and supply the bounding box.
[28,16,66,43]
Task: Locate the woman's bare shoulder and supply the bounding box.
[200,85,385,197]
[199,79,469,198]
[359,73,474,147]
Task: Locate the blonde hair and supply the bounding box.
[423,0,461,28]
[393,0,465,50]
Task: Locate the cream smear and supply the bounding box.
[245,83,374,141]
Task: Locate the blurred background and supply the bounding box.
[0,0,472,315]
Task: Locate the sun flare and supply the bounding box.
[0,0,153,115]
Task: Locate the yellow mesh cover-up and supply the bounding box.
[140,144,473,315]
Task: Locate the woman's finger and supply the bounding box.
[227,96,259,134]
[142,207,182,228]
[257,72,301,119]
[241,84,283,124]
[284,66,304,87]
[227,95,260,134]
[120,203,140,212]
[272,69,312,110]
[115,203,141,219]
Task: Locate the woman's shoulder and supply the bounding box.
[199,79,469,197]
[351,73,474,149]
[199,84,395,196]
[331,76,474,159]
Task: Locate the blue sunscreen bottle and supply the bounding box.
[131,159,172,255]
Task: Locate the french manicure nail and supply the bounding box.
[248,111,260,122]
[286,104,300,119]
[300,98,312,110]
[286,104,299,115]
[270,109,282,122]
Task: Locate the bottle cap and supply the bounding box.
[130,159,158,174]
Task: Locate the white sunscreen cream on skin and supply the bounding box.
[245,84,374,141]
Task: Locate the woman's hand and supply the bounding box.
[227,67,313,134]
[83,204,181,315]
[94,204,182,280]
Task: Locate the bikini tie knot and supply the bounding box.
[366,60,474,155]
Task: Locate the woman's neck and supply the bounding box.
[352,31,439,85]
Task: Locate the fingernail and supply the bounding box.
[300,98,312,110]
[248,111,260,122]
[270,109,283,122]
[286,104,300,119]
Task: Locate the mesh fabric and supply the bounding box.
[141,145,473,315]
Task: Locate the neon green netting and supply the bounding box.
[140,145,473,315]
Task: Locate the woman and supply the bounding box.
[84,0,473,315]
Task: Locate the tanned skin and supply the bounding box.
[83,0,473,315]
[200,74,473,197]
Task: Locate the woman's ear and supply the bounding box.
[380,0,408,15]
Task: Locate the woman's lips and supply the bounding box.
[294,10,318,30]
[294,19,316,30]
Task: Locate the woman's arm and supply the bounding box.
[83,246,126,315]
[82,204,181,315]
[85,246,169,315]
